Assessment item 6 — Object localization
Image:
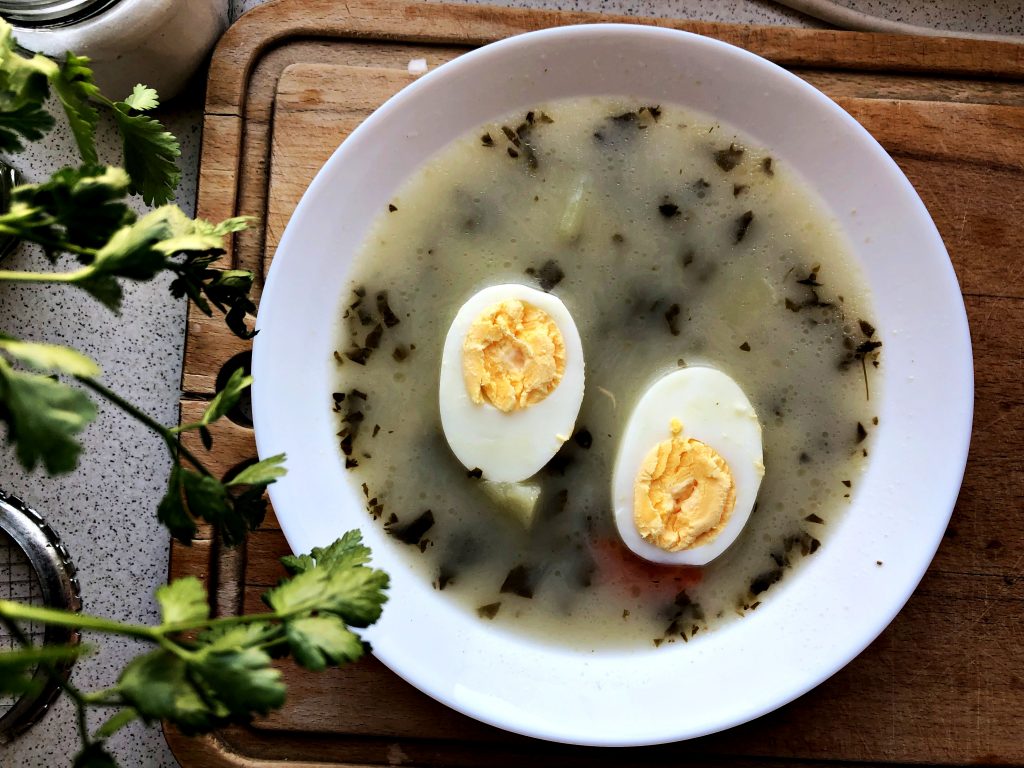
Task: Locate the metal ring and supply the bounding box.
[0,489,82,743]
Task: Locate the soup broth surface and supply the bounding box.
[333,98,881,649]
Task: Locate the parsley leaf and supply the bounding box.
[156,465,196,544]
[0,104,53,153]
[0,338,100,378]
[225,454,286,487]
[7,165,133,254]
[231,485,269,535]
[280,532,372,576]
[78,206,177,310]
[198,622,274,652]
[158,454,285,546]
[122,84,158,112]
[0,23,57,152]
[52,54,100,165]
[266,553,389,628]
[192,647,285,717]
[180,468,234,537]
[92,208,173,280]
[0,359,96,473]
[153,210,248,255]
[118,645,285,732]
[117,650,223,733]
[286,615,364,671]
[0,339,99,473]
[0,532,387,754]
[310,530,373,571]
[155,576,209,625]
[110,105,180,205]
[198,367,251,426]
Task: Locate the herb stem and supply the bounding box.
[158,610,289,637]
[0,225,97,259]
[0,615,93,750]
[155,634,195,661]
[81,688,126,707]
[0,600,157,641]
[76,376,213,477]
[0,267,90,284]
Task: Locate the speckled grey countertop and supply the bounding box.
[0,1,1019,766]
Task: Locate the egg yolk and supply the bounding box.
[462,299,566,413]
[634,420,736,552]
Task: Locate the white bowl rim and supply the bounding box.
[252,23,974,746]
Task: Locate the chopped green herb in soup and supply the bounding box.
[332,98,881,649]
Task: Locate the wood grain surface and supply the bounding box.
[169,1,1024,765]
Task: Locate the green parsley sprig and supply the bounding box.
[0,20,390,766]
[0,533,389,767]
[0,18,272,542]
[0,23,179,205]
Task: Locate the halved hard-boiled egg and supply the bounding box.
[439,284,585,482]
[612,366,764,565]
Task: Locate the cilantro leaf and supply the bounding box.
[117,650,223,733]
[8,165,133,253]
[52,54,100,165]
[198,622,274,652]
[286,614,364,671]
[118,645,285,732]
[192,647,285,717]
[70,206,174,311]
[199,367,251,426]
[231,484,269,533]
[72,742,119,768]
[157,465,196,543]
[0,22,57,152]
[158,457,279,546]
[91,209,172,281]
[0,360,96,473]
[309,530,372,571]
[225,453,286,487]
[0,103,53,153]
[280,553,314,575]
[153,211,248,255]
[265,558,388,628]
[180,468,234,536]
[111,106,180,205]
[156,576,209,625]
[122,84,158,112]
[0,339,100,378]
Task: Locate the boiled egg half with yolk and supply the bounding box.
[612,366,764,565]
[439,284,585,482]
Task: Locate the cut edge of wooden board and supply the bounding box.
[163,727,364,768]
[207,0,1024,116]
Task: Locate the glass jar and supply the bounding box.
[3,0,229,101]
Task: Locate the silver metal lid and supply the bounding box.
[0,489,82,742]
[0,0,122,27]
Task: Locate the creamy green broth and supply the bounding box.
[332,98,881,649]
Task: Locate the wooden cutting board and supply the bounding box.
[167,0,1024,765]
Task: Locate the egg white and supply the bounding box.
[612,366,764,565]
[439,284,585,482]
